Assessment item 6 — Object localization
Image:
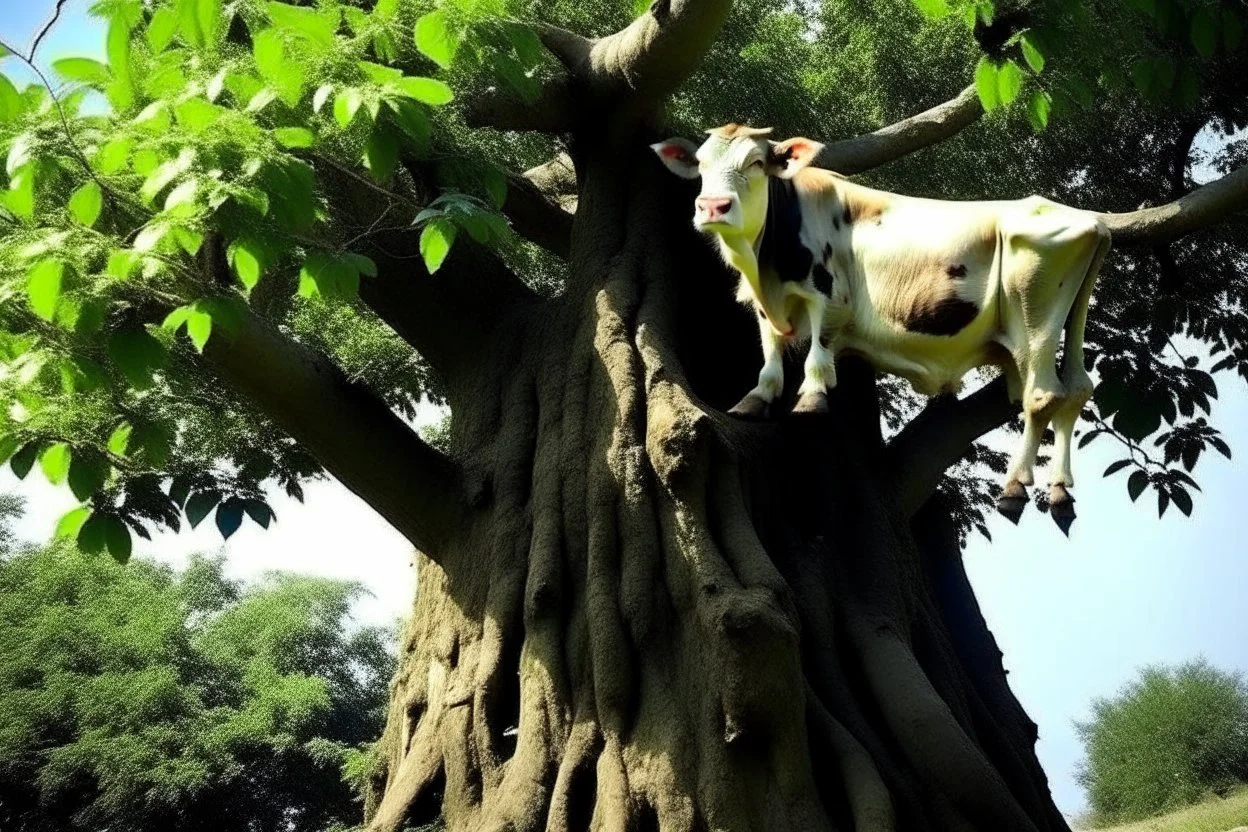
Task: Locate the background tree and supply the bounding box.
[2,0,1247,829]
[0,540,395,832]
[1076,660,1248,826]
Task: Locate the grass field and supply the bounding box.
[1083,788,1248,832]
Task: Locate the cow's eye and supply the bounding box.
[748,160,764,170]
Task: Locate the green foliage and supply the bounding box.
[1077,661,1248,826]
[0,542,395,832]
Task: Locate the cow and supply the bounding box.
[651,124,1111,529]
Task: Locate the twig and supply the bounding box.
[29,0,72,61]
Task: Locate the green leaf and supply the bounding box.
[10,443,38,479]
[243,499,273,528]
[414,10,460,69]
[186,308,213,352]
[106,16,133,109]
[27,260,64,321]
[274,127,315,148]
[1171,487,1193,516]
[997,59,1024,106]
[56,506,91,540]
[388,99,430,152]
[165,178,199,215]
[147,7,178,52]
[69,180,104,227]
[77,512,109,554]
[0,434,20,465]
[186,490,222,528]
[52,57,111,86]
[228,238,264,289]
[107,250,140,279]
[216,498,245,539]
[39,442,72,485]
[420,219,456,274]
[0,74,23,122]
[96,138,133,173]
[1127,470,1148,502]
[974,58,1000,112]
[253,29,285,82]
[108,327,167,389]
[334,89,364,127]
[175,98,221,132]
[266,2,337,47]
[108,422,133,456]
[1104,460,1131,477]
[68,453,108,501]
[104,516,132,563]
[394,77,454,106]
[911,0,950,19]
[364,129,399,181]
[2,166,35,220]
[1026,89,1051,131]
[1191,9,1217,58]
[1020,32,1045,73]
[343,253,377,277]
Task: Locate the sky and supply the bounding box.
[2,2,1247,821]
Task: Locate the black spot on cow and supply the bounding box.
[758,177,813,284]
[906,297,980,336]
[823,243,833,261]
[842,206,853,226]
[758,307,767,319]
[812,263,834,295]
[946,264,968,278]
[832,216,841,231]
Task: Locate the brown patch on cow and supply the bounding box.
[905,296,980,336]
[947,264,968,278]
[706,123,773,139]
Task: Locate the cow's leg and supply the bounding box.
[1048,224,1110,532]
[794,294,834,414]
[729,309,787,420]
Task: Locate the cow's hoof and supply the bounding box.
[728,394,771,421]
[792,391,829,415]
[996,480,1029,525]
[1049,484,1076,537]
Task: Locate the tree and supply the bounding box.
[0,543,395,832]
[1076,660,1248,826]
[2,0,1247,829]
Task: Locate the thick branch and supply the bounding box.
[542,0,732,105]
[360,229,540,384]
[817,86,983,175]
[885,377,1015,517]
[502,168,574,258]
[205,311,466,559]
[462,79,577,133]
[1097,163,1248,245]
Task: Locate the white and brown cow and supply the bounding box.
[652,124,1111,525]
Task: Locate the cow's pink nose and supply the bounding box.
[696,196,732,220]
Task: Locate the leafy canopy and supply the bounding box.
[1076,660,1248,825]
[0,539,395,832]
[1,0,1247,550]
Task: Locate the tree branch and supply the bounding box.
[547,0,732,105]
[462,79,578,133]
[359,229,540,385]
[816,86,983,175]
[1097,162,1248,245]
[205,310,466,559]
[502,168,573,258]
[884,377,1015,517]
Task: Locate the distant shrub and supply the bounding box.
[1077,660,1248,825]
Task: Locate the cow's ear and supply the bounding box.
[650,138,701,180]
[768,137,825,179]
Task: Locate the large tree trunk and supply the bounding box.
[359,133,1071,832]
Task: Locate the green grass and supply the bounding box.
[1083,787,1248,832]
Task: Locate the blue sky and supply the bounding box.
[3,2,1247,820]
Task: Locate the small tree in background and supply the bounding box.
[0,540,395,832]
[1076,660,1248,826]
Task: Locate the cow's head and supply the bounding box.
[651,124,824,238]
